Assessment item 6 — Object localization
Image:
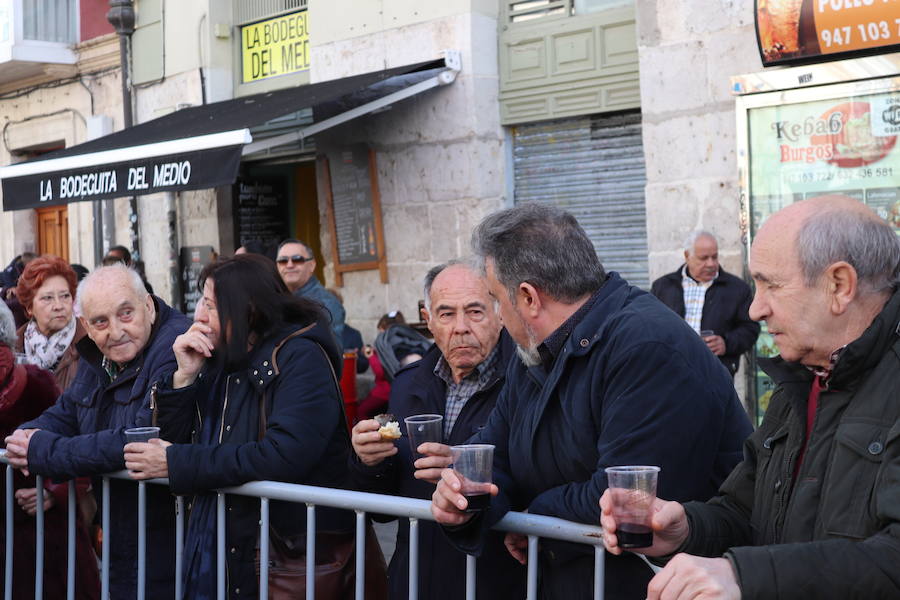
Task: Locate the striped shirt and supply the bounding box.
[433,343,501,438]
[681,266,716,333]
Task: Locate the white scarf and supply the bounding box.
[23,317,77,370]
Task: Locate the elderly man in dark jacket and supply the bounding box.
[651,231,759,376]
[5,264,190,599]
[351,260,525,599]
[432,205,752,600]
[601,196,900,600]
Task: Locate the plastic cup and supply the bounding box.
[700,329,715,339]
[404,414,443,457]
[124,426,160,445]
[605,465,660,549]
[450,444,494,513]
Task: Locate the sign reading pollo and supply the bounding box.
[756,0,900,66]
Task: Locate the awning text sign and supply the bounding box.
[1,145,243,211]
[241,10,310,83]
[756,0,900,66]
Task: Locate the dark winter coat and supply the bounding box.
[445,273,752,600]
[350,331,526,600]
[20,297,190,600]
[0,353,99,600]
[158,319,355,600]
[680,287,900,599]
[651,266,760,375]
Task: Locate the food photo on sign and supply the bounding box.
[756,0,900,66]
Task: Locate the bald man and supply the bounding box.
[4,264,190,599]
[600,196,900,599]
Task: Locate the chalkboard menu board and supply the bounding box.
[322,146,387,286]
[235,179,288,251]
[180,245,215,317]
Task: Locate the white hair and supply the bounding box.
[0,301,16,348]
[683,230,718,256]
[422,258,498,313]
[75,264,148,317]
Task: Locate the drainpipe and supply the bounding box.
[107,1,140,261]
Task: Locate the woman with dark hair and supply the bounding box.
[123,254,384,599]
[14,255,83,389]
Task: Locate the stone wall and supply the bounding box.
[311,9,507,341]
[636,0,762,278]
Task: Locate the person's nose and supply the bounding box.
[195,304,208,324]
[452,312,471,335]
[748,288,767,322]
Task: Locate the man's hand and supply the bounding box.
[4,429,40,475]
[504,532,528,564]
[124,439,172,480]
[15,487,55,516]
[599,489,690,557]
[703,334,726,356]
[171,323,215,388]
[351,419,398,466]
[412,442,452,484]
[647,554,741,600]
[431,468,498,526]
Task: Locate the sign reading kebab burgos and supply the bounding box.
[756,0,900,66]
[749,90,900,231]
[241,10,309,83]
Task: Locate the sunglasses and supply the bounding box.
[276,255,314,265]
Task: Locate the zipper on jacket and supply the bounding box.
[218,375,231,443]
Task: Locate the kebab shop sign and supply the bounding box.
[39,160,192,202]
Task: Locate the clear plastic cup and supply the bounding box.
[404,414,443,457]
[605,465,660,548]
[700,329,715,339]
[124,426,160,445]
[450,444,494,513]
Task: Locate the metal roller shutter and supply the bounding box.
[512,111,649,289]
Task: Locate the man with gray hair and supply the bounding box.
[601,196,900,599]
[351,259,525,599]
[431,205,752,600]
[651,230,759,376]
[4,264,190,599]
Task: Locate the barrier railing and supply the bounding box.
[0,450,608,600]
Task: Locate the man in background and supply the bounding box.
[276,238,345,344]
[651,231,759,376]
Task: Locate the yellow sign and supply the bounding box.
[241,11,309,83]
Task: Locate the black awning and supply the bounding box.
[1,58,448,211]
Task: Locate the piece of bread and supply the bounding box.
[374,413,402,440]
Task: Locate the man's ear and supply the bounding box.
[145,294,156,324]
[421,307,432,332]
[824,261,857,315]
[517,282,542,318]
[684,249,690,263]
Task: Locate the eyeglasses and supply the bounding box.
[276,255,314,265]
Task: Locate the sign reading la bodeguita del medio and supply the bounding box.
[1,145,243,212]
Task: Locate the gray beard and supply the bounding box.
[516,343,541,367]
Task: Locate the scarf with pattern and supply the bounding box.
[23,316,77,371]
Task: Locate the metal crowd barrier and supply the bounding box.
[0,450,608,600]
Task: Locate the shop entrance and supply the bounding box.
[235,160,323,282]
[36,205,69,261]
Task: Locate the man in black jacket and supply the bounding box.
[350,260,525,599]
[601,196,900,599]
[432,206,751,600]
[650,231,759,376]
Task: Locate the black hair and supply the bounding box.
[108,245,132,264]
[277,238,314,258]
[198,254,324,371]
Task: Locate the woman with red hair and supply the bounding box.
[14,255,82,389]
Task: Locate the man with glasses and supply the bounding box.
[276,238,345,343]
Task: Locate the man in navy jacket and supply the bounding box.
[431,205,752,600]
[5,265,190,599]
[651,231,759,376]
[351,260,525,599]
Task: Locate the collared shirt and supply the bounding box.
[681,266,717,333]
[805,346,846,385]
[434,343,501,438]
[537,284,605,372]
[101,356,133,382]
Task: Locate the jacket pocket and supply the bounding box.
[750,425,789,540]
[822,421,889,539]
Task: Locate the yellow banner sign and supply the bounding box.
[241,11,309,83]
